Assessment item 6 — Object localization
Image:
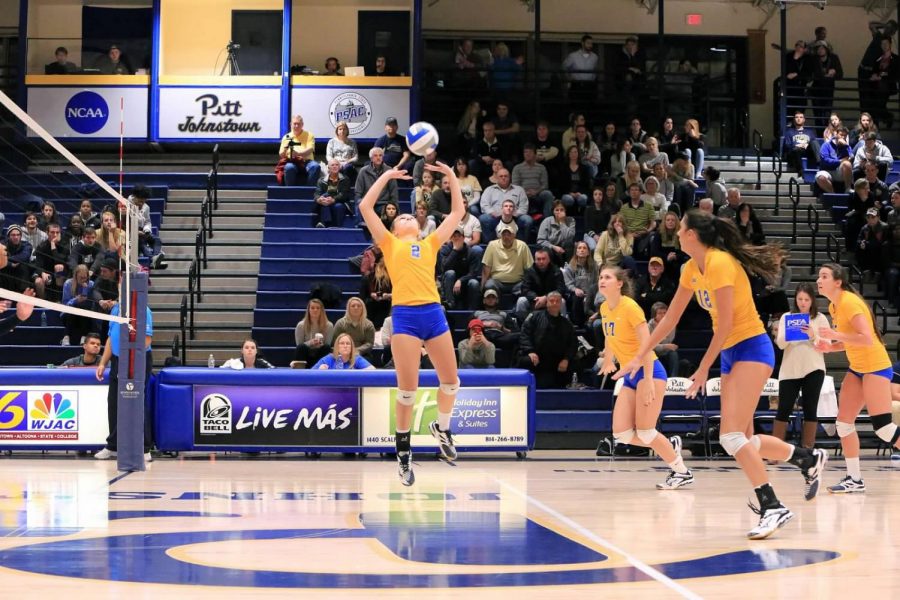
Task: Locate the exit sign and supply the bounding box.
[686,13,703,26]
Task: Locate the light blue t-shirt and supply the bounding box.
[312,354,372,370]
[108,303,153,356]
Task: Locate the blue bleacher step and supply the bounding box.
[263,227,368,243]
[262,242,370,259]
[259,258,352,275]
[267,186,317,200]
[264,213,317,228]
[257,274,360,292]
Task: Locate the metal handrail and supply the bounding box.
[849,264,864,291]
[752,129,763,191]
[179,294,188,361]
[187,259,198,338]
[825,233,841,264]
[772,138,784,216]
[205,170,215,239]
[806,204,820,274]
[788,177,800,242]
[739,111,749,166]
[211,144,219,210]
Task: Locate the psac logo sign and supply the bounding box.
[329,92,372,135]
[0,391,79,439]
[200,393,232,434]
[65,91,109,134]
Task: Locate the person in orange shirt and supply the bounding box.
[358,162,467,486]
[618,210,826,540]
[597,266,693,490]
[816,263,898,493]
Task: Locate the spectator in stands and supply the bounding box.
[470,121,508,180]
[45,46,77,74]
[326,121,359,179]
[474,288,520,366]
[31,222,68,301]
[562,113,587,153]
[538,200,576,264]
[783,41,811,108]
[482,221,533,295]
[414,170,438,208]
[0,225,32,293]
[867,37,900,128]
[458,318,496,368]
[478,170,531,242]
[454,158,482,205]
[22,212,47,250]
[481,158,505,189]
[593,213,636,272]
[638,136,669,176]
[752,256,791,324]
[810,42,843,127]
[625,118,649,157]
[492,102,522,157]
[454,39,481,84]
[885,189,900,306]
[61,333,102,367]
[857,207,888,280]
[852,132,893,180]
[558,145,592,211]
[332,296,375,360]
[373,54,393,76]
[648,301,679,378]
[862,159,890,214]
[456,100,483,152]
[414,200,436,240]
[458,196,482,249]
[849,112,879,149]
[531,120,561,170]
[809,25,833,54]
[656,116,677,158]
[673,118,705,175]
[63,214,84,250]
[38,201,61,232]
[823,112,843,140]
[512,143,554,216]
[91,258,119,319]
[608,138,635,181]
[293,298,334,367]
[60,264,96,346]
[583,184,620,251]
[360,249,392,329]
[574,124,601,180]
[654,210,687,277]
[640,176,668,220]
[323,57,342,76]
[427,175,452,224]
[220,339,276,369]
[702,165,727,210]
[619,182,656,259]
[563,34,598,107]
[652,163,677,215]
[374,117,412,171]
[596,121,621,175]
[95,210,124,268]
[78,199,100,230]
[670,150,698,192]
[68,226,101,279]
[94,44,132,75]
[314,333,376,370]
[438,226,482,310]
[783,110,819,174]
[616,36,645,110]
[489,42,521,90]
[355,147,399,221]
[413,149,442,187]
[518,291,576,389]
[516,247,566,321]
[130,186,166,269]
[717,187,742,221]
[617,159,643,199]
[314,159,352,228]
[697,198,714,214]
[277,115,321,186]
[563,240,598,326]
[380,202,398,231]
[634,256,675,318]
[736,203,766,245]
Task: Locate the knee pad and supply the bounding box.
[613,429,636,445]
[750,434,761,450]
[439,379,460,396]
[719,431,750,456]
[636,428,659,444]
[871,413,900,445]
[835,420,856,438]
[396,389,416,406]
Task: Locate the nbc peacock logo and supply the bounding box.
[29,393,78,431]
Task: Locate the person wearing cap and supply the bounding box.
[482,220,533,297]
[515,248,566,323]
[857,206,888,281]
[457,318,496,369]
[478,173,530,243]
[517,291,577,389]
[473,287,520,366]
[438,225,482,310]
[0,225,33,294]
[94,44,132,75]
[852,134,893,181]
[374,117,413,172]
[634,256,675,319]
[277,115,321,186]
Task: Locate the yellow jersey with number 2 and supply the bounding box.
[378,232,441,306]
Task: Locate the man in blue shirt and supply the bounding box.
[374,117,412,171]
[94,302,153,461]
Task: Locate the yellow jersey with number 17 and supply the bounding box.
[679,247,765,349]
[378,232,441,306]
[829,290,891,373]
[600,296,657,365]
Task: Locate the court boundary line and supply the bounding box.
[108,471,135,486]
[493,475,703,600]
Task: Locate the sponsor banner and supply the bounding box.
[26,87,148,138]
[193,385,361,446]
[0,386,108,445]
[291,87,409,139]
[158,87,282,139]
[361,387,527,447]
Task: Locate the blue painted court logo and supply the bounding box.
[65,91,108,134]
[410,244,421,259]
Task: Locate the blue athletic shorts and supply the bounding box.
[847,366,894,381]
[720,333,775,375]
[391,303,450,341]
[622,359,667,391]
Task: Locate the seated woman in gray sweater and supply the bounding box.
[332,296,376,359]
[293,298,334,367]
[537,199,577,264]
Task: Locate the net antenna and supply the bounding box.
[0,89,134,327]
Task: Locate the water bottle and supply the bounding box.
[571,372,579,388]
[208,353,215,368]
[40,310,47,327]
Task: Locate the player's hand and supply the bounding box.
[643,383,656,407]
[381,168,412,182]
[818,326,838,340]
[686,365,709,399]
[528,352,539,366]
[814,339,832,353]
[598,359,617,376]
[425,161,454,177]
[612,356,642,380]
[95,363,106,382]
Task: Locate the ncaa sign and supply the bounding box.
[65,91,109,134]
[329,92,372,135]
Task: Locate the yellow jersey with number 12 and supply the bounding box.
[378,232,441,306]
[679,247,765,349]
[600,296,657,365]
[829,290,891,373]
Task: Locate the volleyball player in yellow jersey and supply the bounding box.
[597,267,694,489]
[816,263,897,493]
[358,162,466,486]
[617,210,827,540]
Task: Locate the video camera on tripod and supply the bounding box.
[220,40,241,76]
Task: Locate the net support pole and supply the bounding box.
[116,269,149,472]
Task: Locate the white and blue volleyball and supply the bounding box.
[406,121,439,156]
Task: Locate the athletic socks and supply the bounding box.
[438,411,451,432]
[845,456,862,481]
[668,455,689,475]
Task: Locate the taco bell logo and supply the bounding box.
[329,92,372,135]
[200,393,232,434]
[65,91,109,134]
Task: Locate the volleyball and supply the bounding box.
[406,121,439,156]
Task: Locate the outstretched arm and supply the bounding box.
[358,168,410,245]
[432,162,467,244]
